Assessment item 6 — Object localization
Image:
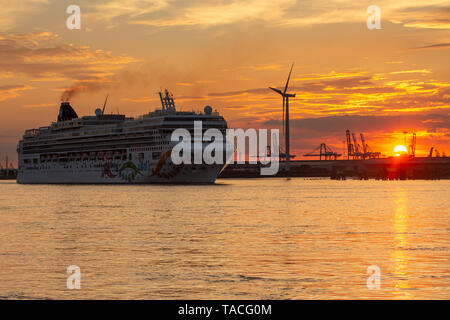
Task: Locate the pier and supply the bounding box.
[0,156,17,180]
[219,156,450,180]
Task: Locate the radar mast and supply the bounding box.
[159,89,176,111]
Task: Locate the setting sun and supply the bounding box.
[394,145,408,156]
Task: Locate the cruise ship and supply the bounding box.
[17,90,232,184]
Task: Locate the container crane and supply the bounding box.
[408,133,416,157]
[360,133,381,159]
[360,133,368,159]
[346,130,380,160]
[346,130,354,160]
[304,143,342,160]
[352,133,363,159]
[435,149,441,157]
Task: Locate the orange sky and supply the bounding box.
[0,0,449,164]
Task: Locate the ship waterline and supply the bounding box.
[18,161,228,184]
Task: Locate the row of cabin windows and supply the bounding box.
[24,133,167,146]
[25,151,165,164]
[22,141,170,155]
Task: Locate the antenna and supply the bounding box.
[158,89,176,111]
[159,91,165,110]
[102,94,109,115]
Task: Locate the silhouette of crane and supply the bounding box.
[304,143,342,160]
[346,130,380,159]
[408,133,416,157]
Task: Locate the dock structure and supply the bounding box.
[0,168,17,180]
[219,157,450,180]
[303,143,341,160]
[0,156,17,180]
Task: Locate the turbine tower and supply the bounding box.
[269,63,296,172]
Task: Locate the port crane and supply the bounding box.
[346,130,380,159]
[428,147,443,157]
[403,132,417,157]
[303,143,342,160]
[0,155,16,176]
[346,130,354,160]
[360,133,381,159]
[360,133,368,159]
[408,133,416,157]
[352,133,363,159]
[264,144,295,161]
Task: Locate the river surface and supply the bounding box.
[0,178,448,299]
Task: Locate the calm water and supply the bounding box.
[0,178,448,299]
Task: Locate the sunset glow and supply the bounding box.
[394,145,408,156]
[0,0,449,164]
[1,1,450,302]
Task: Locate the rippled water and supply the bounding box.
[0,179,448,299]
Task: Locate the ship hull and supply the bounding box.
[17,161,228,184]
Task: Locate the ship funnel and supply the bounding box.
[57,101,78,122]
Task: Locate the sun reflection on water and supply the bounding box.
[0,180,449,299]
[390,187,413,299]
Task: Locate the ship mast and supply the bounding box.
[159,89,176,111]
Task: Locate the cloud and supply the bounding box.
[264,114,450,134]
[410,43,450,50]
[188,73,450,120]
[90,0,296,27]
[23,103,55,108]
[0,0,49,30]
[0,32,136,79]
[65,0,450,30]
[262,113,450,153]
[389,69,432,75]
[280,2,450,29]
[390,4,450,29]
[0,31,137,101]
[255,112,450,157]
[294,71,368,81]
[89,0,169,27]
[0,84,34,101]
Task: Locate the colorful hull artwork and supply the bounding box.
[17,148,228,184]
[102,151,185,182]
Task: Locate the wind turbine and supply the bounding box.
[269,63,296,172]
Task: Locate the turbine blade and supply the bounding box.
[269,87,283,95]
[284,62,295,94]
[282,95,285,138]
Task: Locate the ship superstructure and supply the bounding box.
[17,90,231,184]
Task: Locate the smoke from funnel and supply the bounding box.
[59,59,209,102]
[60,82,111,102]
